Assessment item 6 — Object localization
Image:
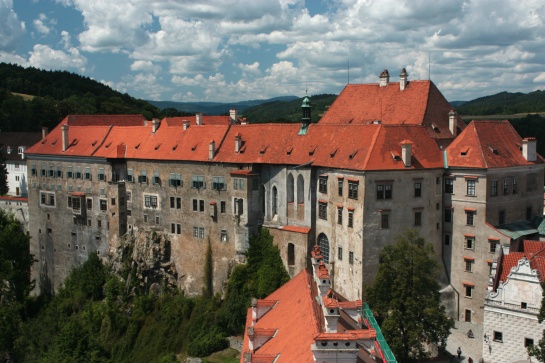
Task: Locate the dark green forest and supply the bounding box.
[0,224,288,363]
[454,90,545,115]
[241,94,336,123]
[0,63,184,132]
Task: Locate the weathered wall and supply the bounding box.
[0,197,29,231]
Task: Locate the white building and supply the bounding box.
[0,131,42,197]
[483,240,545,363]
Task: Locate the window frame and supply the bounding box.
[348,180,358,199]
[380,213,389,229]
[444,178,454,194]
[191,175,206,189]
[337,206,343,225]
[318,176,328,194]
[414,182,422,197]
[491,179,498,196]
[347,210,354,228]
[466,179,476,196]
[318,202,327,220]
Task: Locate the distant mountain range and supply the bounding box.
[146,96,299,116]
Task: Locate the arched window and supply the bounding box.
[288,243,295,266]
[297,175,304,204]
[287,174,294,203]
[317,234,330,263]
[272,186,278,216]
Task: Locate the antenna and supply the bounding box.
[428,52,431,80]
[347,59,350,84]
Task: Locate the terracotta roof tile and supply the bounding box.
[314,330,376,340]
[240,270,321,363]
[446,120,544,168]
[163,115,234,126]
[318,81,465,140]
[280,225,311,234]
[65,114,146,126]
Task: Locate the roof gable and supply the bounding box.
[446,120,544,168]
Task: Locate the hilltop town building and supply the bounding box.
[25,70,544,328]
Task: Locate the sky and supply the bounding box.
[0,0,544,103]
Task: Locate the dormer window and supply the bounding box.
[18,147,25,154]
[6,146,12,154]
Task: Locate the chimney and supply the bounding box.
[230,108,238,123]
[209,140,215,160]
[399,68,408,91]
[449,110,457,136]
[42,127,48,139]
[523,137,537,161]
[196,112,203,125]
[235,133,242,153]
[183,120,189,130]
[401,140,412,167]
[379,69,390,87]
[61,124,69,152]
[151,118,160,133]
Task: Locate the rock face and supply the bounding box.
[109,230,178,294]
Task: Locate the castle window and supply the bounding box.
[169,173,181,187]
[318,201,327,220]
[467,179,476,196]
[75,166,82,179]
[349,251,354,264]
[348,180,358,199]
[144,194,158,209]
[127,169,134,182]
[493,331,503,343]
[503,178,510,195]
[234,178,244,190]
[414,211,422,226]
[56,165,62,178]
[380,213,389,229]
[513,177,518,194]
[444,178,454,193]
[138,170,147,184]
[170,197,182,209]
[338,246,343,260]
[220,201,226,213]
[338,178,343,196]
[414,182,422,197]
[319,175,328,194]
[491,180,498,196]
[348,209,354,228]
[464,236,475,250]
[221,230,228,242]
[40,192,55,207]
[99,199,107,211]
[31,164,36,176]
[212,176,227,191]
[85,167,91,180]
[191,175,205,189]
[153,171,160,185]
[337,207,343,225]
[445,208,452,223]
[48,165,54,177]
[377,184,392,199]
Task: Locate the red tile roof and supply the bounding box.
[240,270,321,363]
[280,225,311,234]
[498,241,545,284]
[446,120,544,168]
[64,114,146,126]
[318,81,465,140]
[163,115,234,126]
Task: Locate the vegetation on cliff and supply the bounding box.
[1,227,288,362]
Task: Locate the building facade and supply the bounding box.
[25,71,544,331]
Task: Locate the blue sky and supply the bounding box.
[1,0,544,103]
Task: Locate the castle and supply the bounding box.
[25,69,545,327]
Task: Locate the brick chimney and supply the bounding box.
[230,108,238,123]
[399,68,408,91]
[523,137,537,161]
[379,69,390,87]
[42,127,48,139]
[449,110,457,136]
[401,140,412,167]
[235,133,242,153]
[209,140,215,160]
[61,124,69,151]
[196,112,203,125]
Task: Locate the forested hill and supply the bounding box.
[0,62,161,132]
[241,94,337,123]
[454,90,545,115]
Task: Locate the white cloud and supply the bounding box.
[0,51,29,66]
[0,0,25,50]
[28,44,87,72]
[534,72,545,83]
[130,60,162,74]
[33,13,50,34]
[60,30,71,49]
[238,62,261,76]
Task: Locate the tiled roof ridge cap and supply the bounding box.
[363,126,382,169]
[90,124,114,156]
[212,123,231,158]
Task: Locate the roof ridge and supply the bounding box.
[363,125,382,169]
[471,122,489,168]
[214,123,231,156]
[91,125,114,156]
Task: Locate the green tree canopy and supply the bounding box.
[367,230,453,362]
[528,282,545,361]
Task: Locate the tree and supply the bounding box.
[0,144,8,195]
[528,282,545,361]
[366,230,454,362]
[0,210,35,352]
